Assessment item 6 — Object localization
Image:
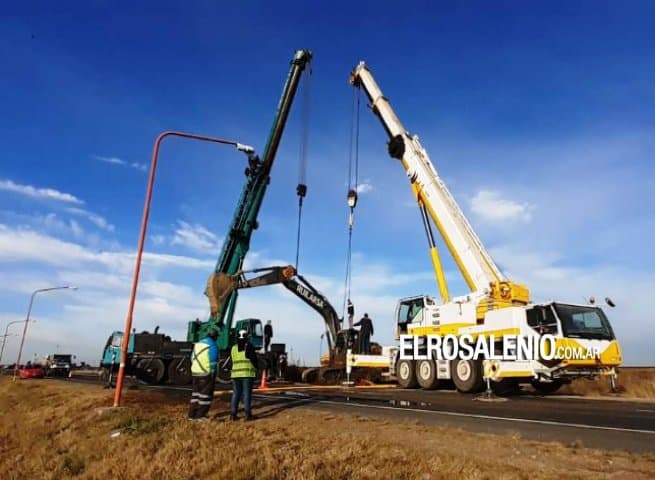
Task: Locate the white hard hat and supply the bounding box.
[238,329,248,339]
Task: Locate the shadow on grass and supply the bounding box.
[211,396,318,420]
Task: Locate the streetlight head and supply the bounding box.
[236,143,255,154]
[67,286,78,291]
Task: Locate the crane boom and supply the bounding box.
[203,50,313,348]
[350,62,529,307]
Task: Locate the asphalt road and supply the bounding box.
[250,388,655,453]
[59,374,655,453]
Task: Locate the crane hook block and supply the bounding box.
[347,189,358,209]
[388,134,405,160]
[296,183,307,198]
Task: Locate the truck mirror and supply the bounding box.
[605,297,616,308]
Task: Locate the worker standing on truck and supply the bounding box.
[354,313,374,354]
[187,328,219,422]
[230,329,258,421]
[264,320,273,353]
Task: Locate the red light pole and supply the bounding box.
[112,131,254,407]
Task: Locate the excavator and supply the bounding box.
[346,61,622,394]
[207,264,380,383]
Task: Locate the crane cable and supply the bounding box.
[342,86,361,319]
[294,66,312,270]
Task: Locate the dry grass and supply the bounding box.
[1,378,654,480]
[558,368,655,399]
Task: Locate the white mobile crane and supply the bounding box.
[346,61,623,394]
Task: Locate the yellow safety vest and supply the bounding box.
[191,342,211,376]
[230,344,256,378]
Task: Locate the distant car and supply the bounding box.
[19,366,45,379]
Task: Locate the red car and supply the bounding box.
[19,366,45,379]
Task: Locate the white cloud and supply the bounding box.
[170,221,221,252]
[356,181,373,194]
[68,219,84,239]
[0,179,83,204]
[151,234,166,246]
[0,224,213,271]
[94,155,147,173]
[94,155,125,166]
[66,207,115,232]
[470,189,532,222]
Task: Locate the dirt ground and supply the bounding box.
[1,378,653,480]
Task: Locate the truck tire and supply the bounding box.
[301,368,319,384]
[531,378,563,395]
[216,357,232,385]
[136,358,165,384]
[167,358,191,385]
[416,359,439,390]
[491,378,520,396]
[451,358,484,393]
[397,359,418,389]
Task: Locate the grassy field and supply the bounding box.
[1,378,654,479]
[558,368,655,399]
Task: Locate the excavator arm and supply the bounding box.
[211,265,342,354]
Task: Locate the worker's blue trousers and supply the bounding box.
[231,377,253,417]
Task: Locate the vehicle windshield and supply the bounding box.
[254,322,263,337]
[111,333,123,347]
[554,304,615,340]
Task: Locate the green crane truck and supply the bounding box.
[100,49,313,386]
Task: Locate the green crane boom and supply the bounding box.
[189,49,312,350]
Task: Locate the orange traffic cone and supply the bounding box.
[259,369,268,389]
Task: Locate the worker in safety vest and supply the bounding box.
[230,329,258,421]
[187,327,219,421]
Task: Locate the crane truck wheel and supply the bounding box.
[136,358,165,384]
[167,358,191,385]
[216,357,232,385]
[416,360,439,390]
[301,368,319,384]
[530,378,563,395]
[396,359,418,389]
[451,358,484,393]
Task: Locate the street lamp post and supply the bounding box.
[12,285,77,381]
[112,131,255,408]
[0,320,29,364]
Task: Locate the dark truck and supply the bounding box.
[45,354,74,377]
[100,318,263,386]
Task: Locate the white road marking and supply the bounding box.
[636,409,655,413]
[266,394,655,435]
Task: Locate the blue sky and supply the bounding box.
[0,2,653,366]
